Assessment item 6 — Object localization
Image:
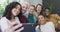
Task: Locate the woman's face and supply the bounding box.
[12,5,21,16]
[36,5,42,14]
[45,9,50,16]
[29,6,35,15]
[38,15,45,25]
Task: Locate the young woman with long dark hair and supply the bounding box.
[0,2,24,32]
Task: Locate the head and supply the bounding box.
[22,3,28,14]
[36,4,43,14]
[37,15,45,25]
[3,2,22,20]
[29,5,35,15]
[45,8,50,16]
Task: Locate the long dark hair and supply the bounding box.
[36,4,43,15]
[3,2,22,20]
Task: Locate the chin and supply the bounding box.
[40,22,44,25]
[14,15,17,16]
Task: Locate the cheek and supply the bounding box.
[38,8,40,10]
[45,12,50,15]
[46,12,48,13]
[30,11,32,14]
[40,19,44,24]
[30,10,34,13]
[12,9,18,16]
[37,11,41,13]
[22,7,26,11]
[38,19,40,21]
[12,9,16,14]
[38,21,41,24]
[37,10,40,12]
[39,18,44,21]
[37,7,41,10]
[16,10,20,15]
[39,7,42,10]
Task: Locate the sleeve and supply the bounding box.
[35,28,40,32]
[57,16,60,20]
[47,22,56,32]
[35,25,40,32]
[55,14,60,20]
[0,19,9,32]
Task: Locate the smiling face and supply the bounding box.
[29,6,35,15]
[45,9,50,16]
[12,5,21,16]
[36,5,42,14]
[38,15,45,25]
[22,4,28,14]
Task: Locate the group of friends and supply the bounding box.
[0,1,60,32]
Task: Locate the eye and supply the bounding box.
[15,7,17,9]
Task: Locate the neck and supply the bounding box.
[10,15,15,22]
[11,16,15,19]
[29,13,33,15]
[37,13,40,16]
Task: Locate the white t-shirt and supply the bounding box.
[40,22,56,32]
[0,17,20,32]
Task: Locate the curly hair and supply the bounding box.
[3,2,22,20]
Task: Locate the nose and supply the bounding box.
[16,9,20,13]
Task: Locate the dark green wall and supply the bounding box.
[43,0,60,15]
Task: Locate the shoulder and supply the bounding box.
[0,17,8,24]
[50,14,56,17]
[0,17,7,23]
[0,17,9,28]
[51,14,55,15]
[0,17,9,32]
[0,17,6,20]
[46,22,54,26]
[47,22,53,24]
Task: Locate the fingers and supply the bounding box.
[10,23,23,32]
[12,24,22,30]
[10,22,22,28]
[15,27,24,32]
[9,22,23,32]
[10,22,18,28]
